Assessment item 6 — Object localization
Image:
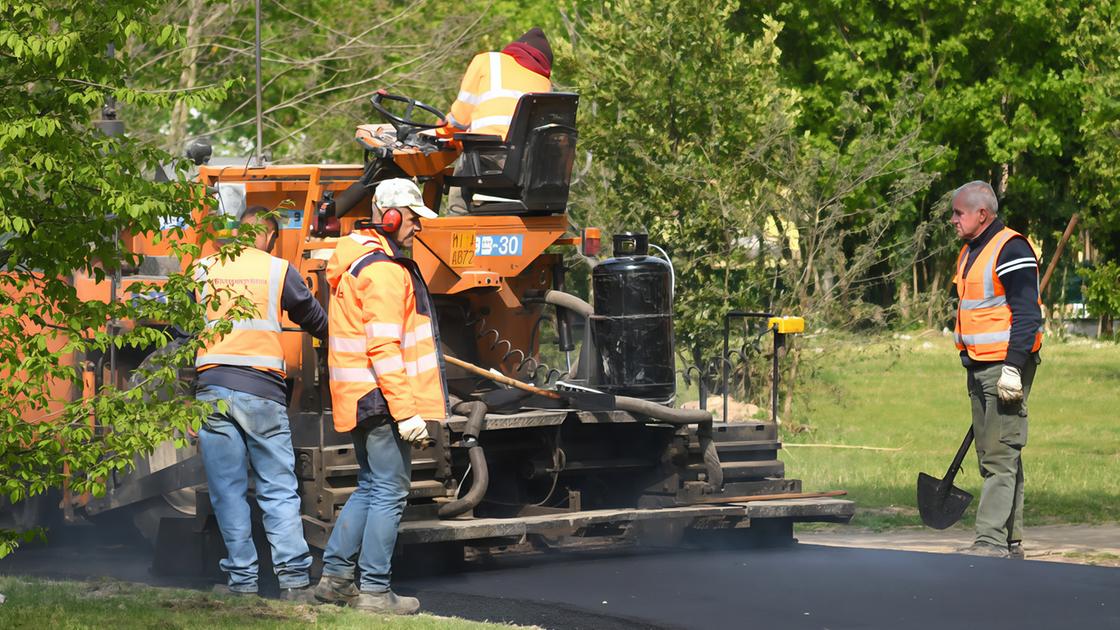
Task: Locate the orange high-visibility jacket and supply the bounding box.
[953,226,1043,362]
[326,231,449,433]
[438,52,551,140]
[195,247,289,376]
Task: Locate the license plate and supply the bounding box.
[450,231,476,267]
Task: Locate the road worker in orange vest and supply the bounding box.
[949,180,1043,560]
[439,27,554,214]
[194,207,328,600]
[314,178,448,615]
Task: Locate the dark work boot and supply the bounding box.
[313,575,360,606]
[211,584,259,597]
[957,542,1010,558]
[350,590,420,615]
[279,585,319,604]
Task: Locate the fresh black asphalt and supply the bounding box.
[404,544,1119,629]
[2,536,1117,629]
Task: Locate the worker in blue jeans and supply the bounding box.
[314,179,448,614]
[197,387,312,594]
[194,209,328,598]
[320,420,412,595]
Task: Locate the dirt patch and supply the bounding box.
[798,523,1120,566]
[82,578,133,599]
[159,594,321,623]
[1055,552,1120,567]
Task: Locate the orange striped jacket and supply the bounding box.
[326,230,449,433]
[438,51,551,139]
[953,226,1043,362]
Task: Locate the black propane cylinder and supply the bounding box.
[590,232,675,402]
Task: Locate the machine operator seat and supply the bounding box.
[446,92,579,215]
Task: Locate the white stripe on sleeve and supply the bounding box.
[996,257,1036,275]
[996,261,1038,276]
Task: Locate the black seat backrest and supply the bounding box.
[453,92,579,215]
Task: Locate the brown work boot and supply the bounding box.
[350,590,420,615]
[1008,542,1025,560]
[211,584,259,597]
[957,542,1010,558]
[279,585,319,604]
[314,575,360,605]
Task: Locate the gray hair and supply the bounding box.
[952,181,999,216]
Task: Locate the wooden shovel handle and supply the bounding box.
[1039,213,1079,295]
[444,355,562,399]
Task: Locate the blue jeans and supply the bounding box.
[321,420,412,592]
[197,385,311,592]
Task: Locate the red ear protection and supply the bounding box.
[379,207,402,232]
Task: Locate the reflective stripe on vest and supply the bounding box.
[195,251,288,374]
[953,227,1043,361]
[327,236,447,432]
[450,52,551,139]
[329,366,379,383]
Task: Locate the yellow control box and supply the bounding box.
[768,316,806,334]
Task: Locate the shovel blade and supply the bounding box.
[917,472,973,529]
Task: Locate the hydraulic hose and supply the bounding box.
[612,395,712,424]
[438,401,489,519]
[613,395,724,492]
[542,290,593,318]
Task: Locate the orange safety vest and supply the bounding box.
[326,231,448,433]
[440,52,552,139]
[953,226,1043,362]
[195,247,288,376]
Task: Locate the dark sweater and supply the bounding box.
[197,265,328,404]
[955,219,1043,370]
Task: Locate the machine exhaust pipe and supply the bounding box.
[438,401,489,519]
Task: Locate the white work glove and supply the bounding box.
[997,365,1023,403]
[398,415,431,445]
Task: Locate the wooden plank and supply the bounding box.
[691,490,848,504]
[397,505,746,544]
[742,498,856,520]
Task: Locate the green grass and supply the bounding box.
[782,333,1120,530]
[0,576,518,630]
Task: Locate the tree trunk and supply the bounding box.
[166,0,205,154]
[926,266,944,327]
[898,274,911,320]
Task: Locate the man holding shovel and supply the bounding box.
[948,180,1043,558]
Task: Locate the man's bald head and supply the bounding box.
[952,181,999,216]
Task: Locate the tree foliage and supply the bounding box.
[0,0,244,556]
[562,0,939,371]
[562,0,799,362]
[128,0,553,162]
[1078,262,1120,330]
[735,0,1120,317]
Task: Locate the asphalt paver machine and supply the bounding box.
[71,90,853,572]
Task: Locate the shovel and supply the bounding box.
[444,355,616,411]
[917,427,974,529]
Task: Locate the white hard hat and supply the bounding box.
[373,178,438,218]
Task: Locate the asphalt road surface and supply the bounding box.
[3,536,1117,629]
[407,544,1120,630]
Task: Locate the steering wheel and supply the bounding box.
[371,90,446,142]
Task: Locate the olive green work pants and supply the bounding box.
[966,358,1037,548]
